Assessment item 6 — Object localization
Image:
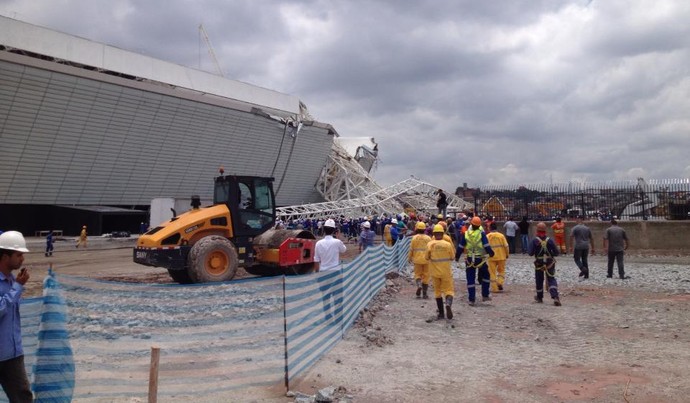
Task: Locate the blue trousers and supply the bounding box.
[465,259,490,302]
[535,265,559,300]
[520,234,529,253]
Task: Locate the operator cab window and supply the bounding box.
[237,178,274,231]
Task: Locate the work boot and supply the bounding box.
[482,296,492,302]
[554,298,562,306]
[534,296,543,303]
[415,287,422,298]
[468,300,476,307]
[498,285,503,292]
[436,298,444,320]
[422,284,429,299]
[445,296,453,319]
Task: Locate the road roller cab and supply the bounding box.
[134,175,316,283]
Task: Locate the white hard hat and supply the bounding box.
[391,219,398,224]
[0,231,29,253]
[324,219,336,228]
[362,221,371,228]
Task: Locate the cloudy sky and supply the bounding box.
[2,0,689,191]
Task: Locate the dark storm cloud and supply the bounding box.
[2,0,689,190]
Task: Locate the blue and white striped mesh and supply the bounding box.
[10,238,409,401]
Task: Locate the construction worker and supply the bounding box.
[426,224,455,319]
[313,219,346,272]
[45,230,55,257]
[551,217,567,255]
[396,217,406,241]
[456,216,494,306]
[484,215,494,233]
[76,225,88,248]
[604,218,629,279]
[486,222,509,292]
[437,220,454,248]
[389,219,399,246]
[0,231,34,402]
[358,221,376,252]
[570,215,595,279]
[436,189,448,218]
[528,222,561,306]
[383,219,393,247]
[408,221,431,299]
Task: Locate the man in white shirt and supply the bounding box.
[314,219,346,272]
[503,217,519,254]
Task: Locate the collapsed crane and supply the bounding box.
[199,23,224,77]
[277,138,472,220]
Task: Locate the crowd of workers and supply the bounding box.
[309,208,630,321]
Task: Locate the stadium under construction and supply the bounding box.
[1,16,469,236]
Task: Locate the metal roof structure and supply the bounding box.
[0,16,304,117]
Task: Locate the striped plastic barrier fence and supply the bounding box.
[10,238,410,401]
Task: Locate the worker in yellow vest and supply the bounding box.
[457,216,495,306]
[426,224,456,319]
[408,221,431,299]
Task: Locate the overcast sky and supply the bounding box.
[2,0,689,191]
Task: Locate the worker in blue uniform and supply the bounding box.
[456,216,494,306]
[529,222,562,306]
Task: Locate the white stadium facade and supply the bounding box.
[0,16,340,236]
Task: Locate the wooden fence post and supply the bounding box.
[148,346,160,403]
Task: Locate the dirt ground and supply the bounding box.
[20,238,690,402]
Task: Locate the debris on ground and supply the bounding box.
[288,386,353,403]
[352,271,409,347]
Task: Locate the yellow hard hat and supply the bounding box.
[471,216,481,226]
[415,221,426,230]
[433,224,444,233]
[437,214,443,219]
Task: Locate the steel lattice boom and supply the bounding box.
[277,176,472,221]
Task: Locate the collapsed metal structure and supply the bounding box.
[278,139,472,220]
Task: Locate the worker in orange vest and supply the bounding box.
[551,217,566,255]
